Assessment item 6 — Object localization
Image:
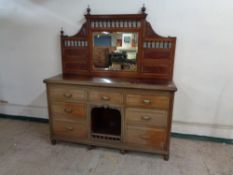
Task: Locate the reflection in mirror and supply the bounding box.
[93,32,138,71]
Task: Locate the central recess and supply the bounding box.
[91,107,121,141]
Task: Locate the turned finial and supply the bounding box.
[60,27,64,36]
[87,5,91,15]
[141,3,146,14]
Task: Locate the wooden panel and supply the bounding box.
[64,62,88,72]
[126,93,170,109]
[49,85,87,102]
[64,48,88,62]
[142,59,170,65]
[51,102,86,121]
[125,126,166,149]
[62,47,89,73]
[143,49,171,59]
[142,65,170,74]
[89,90,123,105]
[142,59,170,74]
[53,120,88,140]
[60,11,176,81]
[125,108,167,128]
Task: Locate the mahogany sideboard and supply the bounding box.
[44,6,177,160]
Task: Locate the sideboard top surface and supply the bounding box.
[44,74,177,91]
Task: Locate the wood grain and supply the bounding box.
[45,9,177,160]
[60,10,176,80]
[125,126,166,149]
[126,93,170,109]
[125,108,167,128]
[89,90,123,105]
[53,120,88,140]
[51,102,87,122]
[49,85,87,102]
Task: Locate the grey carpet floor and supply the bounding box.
[0,118,232,175]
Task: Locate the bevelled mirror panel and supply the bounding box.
[92,32,138,71]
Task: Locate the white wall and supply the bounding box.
[0,0,233,139]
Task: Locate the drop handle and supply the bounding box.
[63,93,72,98]
[143,99,151,104]
[101,96,110,101]
[65,126,73,131]
[64,108,73,113]
[141,116,152,121]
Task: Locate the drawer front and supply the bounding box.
[125,126,166,149]
[49,85,87,102]
[126,94,170,109]
[51,102,86,121]
[125,108,167,128]
[89,90,123,105]
[53,121,88,140]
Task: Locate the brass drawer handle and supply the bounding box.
[101,96,110,101]
[64,108,73,113]
[141,116,152,121]
[65,126,73,131]
[143,99,151,104]
[63,93,72,98]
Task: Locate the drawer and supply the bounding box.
[126,94,170,109]
[89,90,123,105]
[53,120,88,140]
[125,126,166,149]
[51,102,86,121]
[125,108,167,128]
[49,85,87,102]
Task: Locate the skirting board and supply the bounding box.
[172,121,233,140]
[0,103,233,141]
[0,103,48,119]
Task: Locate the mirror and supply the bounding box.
[92,32,138,71]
